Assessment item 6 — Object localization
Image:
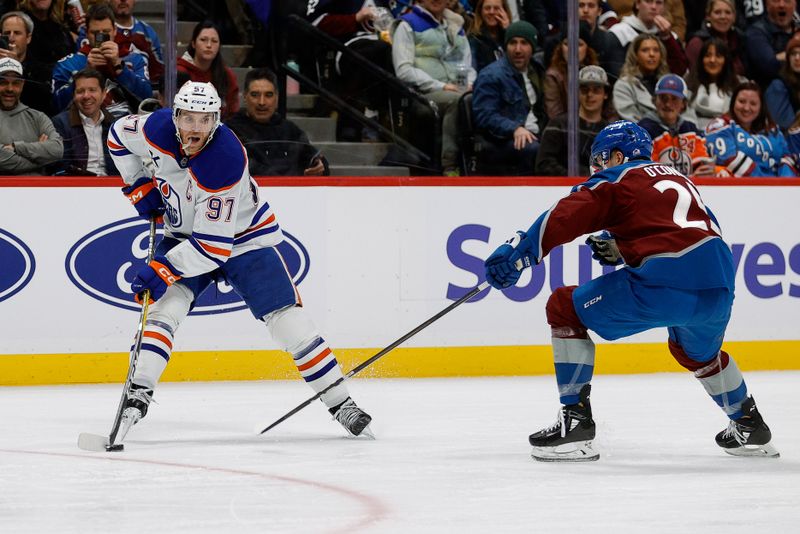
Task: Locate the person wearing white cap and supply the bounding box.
[535,65,613,176]
[0,56,63,175]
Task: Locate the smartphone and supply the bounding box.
[0,35,9,50]
[94,32,110,47]
[307,150,322,167]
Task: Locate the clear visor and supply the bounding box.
[175,110,216,133]
[589,152,606,176]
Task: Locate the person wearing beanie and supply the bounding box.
[535,65,613,176]
[766,32,800,131]
[471,20,546,175]
[392,0,476,175]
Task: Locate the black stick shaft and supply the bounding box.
[259,281,490,434]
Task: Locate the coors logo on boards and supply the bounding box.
[66,218,310,314]
[0,228,36,303]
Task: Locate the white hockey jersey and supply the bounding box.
[107,108,283,278]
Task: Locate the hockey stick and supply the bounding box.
[78,217,157,452]
[259,280,491,435]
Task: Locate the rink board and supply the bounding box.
[0,177,798,385]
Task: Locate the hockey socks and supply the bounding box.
[292,337,349,409]
[131,320,172,389]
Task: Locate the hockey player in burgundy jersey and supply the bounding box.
[484,120,778,462]
[108,81,372,441]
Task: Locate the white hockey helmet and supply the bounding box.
[172,81,222,149]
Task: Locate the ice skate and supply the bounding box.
[330,397,374,438]
[117,384,154,442]
[716,396,779,458]
[529,384,599,462]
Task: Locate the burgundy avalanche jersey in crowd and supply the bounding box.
[523,160,735,291]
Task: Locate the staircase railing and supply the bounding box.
[278,14,441,173]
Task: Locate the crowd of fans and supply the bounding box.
[4,0,800,178]
[297,0,800,177]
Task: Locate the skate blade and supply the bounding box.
[531,441,600,462]
[723,442,780,458]
[356,424,376,440]
[77,433,124,452]
[116,408,141,443]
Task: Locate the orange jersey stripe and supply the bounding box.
[199,240,232,257]
[143,331,173,350]
[296,348,332,372]
[236,213,276,238]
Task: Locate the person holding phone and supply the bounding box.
[51,3,151,117]
[226,67,329,177]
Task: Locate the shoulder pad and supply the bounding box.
[142,108,179,156]
[188,126,246,192]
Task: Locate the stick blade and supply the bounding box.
[77,432,123,452]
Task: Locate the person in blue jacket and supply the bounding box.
[471,20,545,175]
[51,3,151,117]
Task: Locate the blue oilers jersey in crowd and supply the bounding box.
[704,116,796,177]
[522,160,735,292]
[108,108,283,278]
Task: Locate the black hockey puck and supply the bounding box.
[106,443,124,452]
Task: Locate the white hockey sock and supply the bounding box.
[293,337,349,409]
[131,320,173,390]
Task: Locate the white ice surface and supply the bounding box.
[1,373,798,533]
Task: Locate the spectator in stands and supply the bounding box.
[735,0,767,30]
[579,0,619,77]
[608,0,687,40]
[638,73,715,177]
[606,0,688,78]
[19,0,74,68]
[0,57,62,175]
[468,0,511,72]
[766,33,800,130]
[304,1,394,142]
[226,68,329,176]
[52,4,152,117]
[535,65,611,176]
[685,1,745,77]
[472,20,544,175]
[178,20,239,120]
[51,68,118,176]
[613,33,670,122]
[543,28,599,119]
[111,0,164,86]
[687,37,746,130]
[745,0,800,86]
[705,80,796,176]
[0,11,53,116]
[393,0,476,174]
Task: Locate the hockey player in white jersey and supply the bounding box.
[107,81,372,439]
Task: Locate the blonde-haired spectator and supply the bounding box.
[613,33,670,122]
